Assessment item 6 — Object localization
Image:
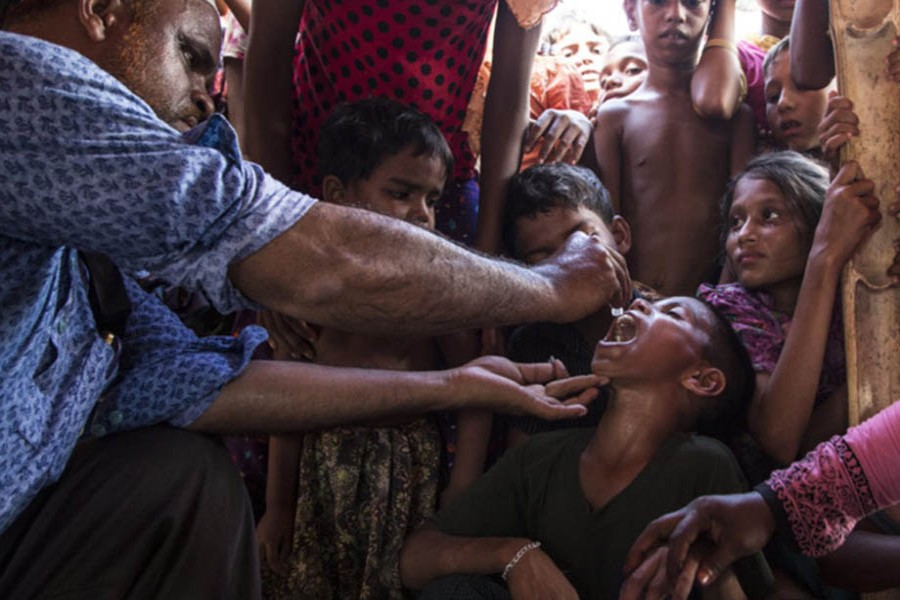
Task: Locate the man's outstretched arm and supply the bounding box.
[230,201,631,336]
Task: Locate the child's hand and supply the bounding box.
[818,93,859,162]
[257,505,295,576]
[886,36,900,83]
[522,109,593,165]
[814,161,882,268]
[259,310,319,361]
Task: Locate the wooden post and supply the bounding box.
[831,2,900,597]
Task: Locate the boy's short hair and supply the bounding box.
[695,301,755,441]
[502,163,615,255]
[317,97,453,185]
[762,36,791,79]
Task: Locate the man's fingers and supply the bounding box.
[619,548,665,600]
[545,374,603,398]
[834,160,860,185]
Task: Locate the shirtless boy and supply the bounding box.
[593,0,756,296]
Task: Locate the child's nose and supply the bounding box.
[665,0,687,21]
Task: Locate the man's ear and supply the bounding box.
[79,0,129,42]
[681,364,726,398]
[321,174,346,205]
[623,0,638,31]
[610,215,632,255]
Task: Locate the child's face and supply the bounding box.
[765,51,830,151]
[339,147,445,230]
[591,296,713,381]
[625,0,712,61]
[556,22,611,95]
[725,176,810,292]
[512,205,620,265]
[598,42,648,104]
[757,0,795,24]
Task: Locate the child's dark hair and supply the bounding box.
[317,97,453,185]
[763,36,790,79]
[719,150,828,252]
[695,301,755,442]
[502,163,614,255]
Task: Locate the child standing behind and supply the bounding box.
[257,99,489,599]
[593,0,756,296]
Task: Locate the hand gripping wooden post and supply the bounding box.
[831,5,900,596]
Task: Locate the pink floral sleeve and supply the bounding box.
[764,401,900,556]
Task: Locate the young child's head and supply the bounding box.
[502,163,631,263]
[756,0,794,36]
[597,36,648,105]
[764,37,832,152]
[624,0,713,64]
[720,151,828,291]
[317,98,453,230]
[543,13,613,100]
[593,296,754,439]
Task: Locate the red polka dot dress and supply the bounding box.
[289,1,499,227]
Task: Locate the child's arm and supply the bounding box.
[790,0,835,90]
[729,105,756,177]
[242,0,305,182]
[437,331,492,506]
[749,161,881,464]
[475,3,542,254]
[257,433,302,575]
[399,523,577,597]
[592,104,626,212]
[815,525,900,590]
[691,0,745,120]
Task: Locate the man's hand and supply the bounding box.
[621,492,775,600]
[522,109,593,165]
[506,547,579,600]
[257,504,295,576]
[533,231,632,322]
[449,356,601,421]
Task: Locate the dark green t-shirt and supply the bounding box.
[434,429,747,598]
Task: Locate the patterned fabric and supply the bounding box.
[765,436,878,557]
[697,283,846,406]
[289,0,544,196]
[0,32,315,533]
[262,419,440,599]
[737,40,769,137]
[761,401,900,558]
[222,10,250,61]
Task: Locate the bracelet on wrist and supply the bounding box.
[501,540,541,581]
[704,37,738,55]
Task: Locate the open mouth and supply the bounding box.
[780,119,802,133]
[605,313,638,343]
[660,30,687,41]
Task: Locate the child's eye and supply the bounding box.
[625,66,643,76]
[763,208,781,221]
[728,214,746,230]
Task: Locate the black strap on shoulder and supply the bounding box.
[79,251,131,339]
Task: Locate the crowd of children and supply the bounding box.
[204,0,900,597]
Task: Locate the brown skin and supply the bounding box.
[594,0,754,296]
[401,298,743,599]
[11,0,627,436]
[256,148,491,572]
[757,0,794,38]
